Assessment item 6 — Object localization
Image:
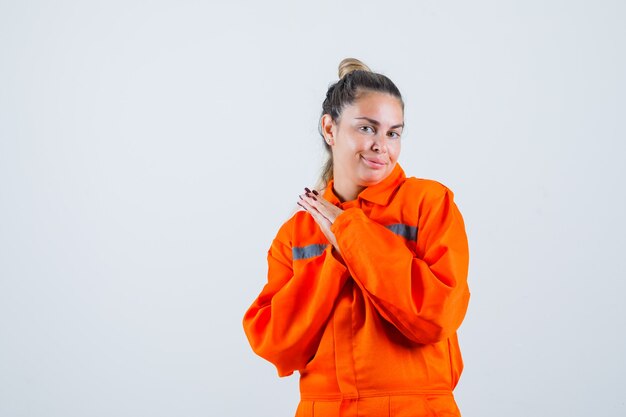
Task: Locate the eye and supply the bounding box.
[388,131,401,139]
[359,125,375,134]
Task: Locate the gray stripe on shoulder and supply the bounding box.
[292,244,328,261]
[386,223,418,241]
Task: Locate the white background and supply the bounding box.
[1,1,625,416]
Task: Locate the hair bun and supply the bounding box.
[338,58,371,79]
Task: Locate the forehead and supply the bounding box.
[343,91,404,124]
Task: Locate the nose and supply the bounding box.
[371,132,387,153]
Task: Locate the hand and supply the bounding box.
[298,187,344,254]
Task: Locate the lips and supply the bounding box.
[361,155,388,169]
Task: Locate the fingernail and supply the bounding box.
[297,202,306,210]
[304,187,311,193]
[299,195,303,200]
[310,195,317,201]
[312,190,319,196]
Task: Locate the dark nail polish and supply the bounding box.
[311,195,317,201]
[305,187,311,193]
[312,190,319,196]
[297,202,306,210]
[299,195,303,200]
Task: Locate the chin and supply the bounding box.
[359,170,388,186]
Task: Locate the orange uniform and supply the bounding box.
[243,164,470,416]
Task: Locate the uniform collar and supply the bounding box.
[323,163,406,207]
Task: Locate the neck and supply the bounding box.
[332,178,365,202]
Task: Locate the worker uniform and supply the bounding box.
[243,164,470,416]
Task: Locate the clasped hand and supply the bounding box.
[298,188,343,255]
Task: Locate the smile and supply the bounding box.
[361,156,387,169]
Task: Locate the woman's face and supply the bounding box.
[324,91,404,193]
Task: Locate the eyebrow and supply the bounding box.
[354,117,404,130]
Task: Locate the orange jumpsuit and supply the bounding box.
[243,164,470,416]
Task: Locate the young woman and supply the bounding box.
[243,58,470,417]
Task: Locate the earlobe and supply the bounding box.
[321,114,335,146]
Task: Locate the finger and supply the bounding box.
[301,191,321,208]
[299,193,339,249]
[298,195,315,212]
[304,189,318,202]
[299,194,327,223]
[306,202,332,231]
[302,189,328,210]
[304,187,320,194]
[303,193,341,223]
[302,196,335,226]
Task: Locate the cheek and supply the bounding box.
[389,141,401,160]
[341,137,364,157]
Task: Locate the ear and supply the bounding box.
[320,114,336,146]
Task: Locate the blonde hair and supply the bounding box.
[338,57,372,78]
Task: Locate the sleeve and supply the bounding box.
[242,219,351,377]
[330,186,470,344]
